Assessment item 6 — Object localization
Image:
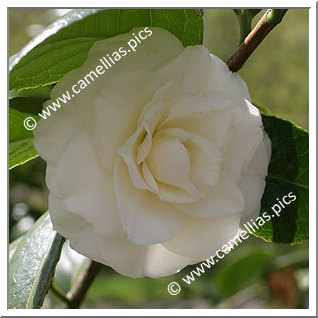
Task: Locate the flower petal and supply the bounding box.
[225,100,264,181]
[162,106,239,149]
[143,244,200,278]
[33,110,81,164]
[74,235,199,279]
[163,213,241,258]
[156,128,222,191]
[118,124,150,190]
[174,173,244,218]
[87,28,184,172]
[147,134,200,197]
[114,158,183,245]
[239,135,271,224]
[55,130,123,238]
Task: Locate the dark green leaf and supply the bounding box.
[254,115,309,244]
[9,85,53,100]
[9,108,39,169]
[9,212,65,309]
[9,97,45,115]
[9,9,203,91]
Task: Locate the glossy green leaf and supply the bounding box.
[9,212,65,309]
[9,9,203,91]
[254,115,309,244]
[9,236,24,262]
[9,107,39,169]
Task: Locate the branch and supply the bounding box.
[66,260,102,309]
[227,9,288,72]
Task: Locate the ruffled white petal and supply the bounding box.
[147,135,199,196]
[114,158,183,245]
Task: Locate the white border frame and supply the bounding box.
[3,1,316,316]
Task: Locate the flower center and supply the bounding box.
[119,123,223,204]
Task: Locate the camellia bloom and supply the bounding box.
[34,28,271,278]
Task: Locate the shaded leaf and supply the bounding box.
[9,97,45,115]
[212,250,273,297]
[254,115,309,244]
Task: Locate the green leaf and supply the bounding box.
[212,249,273,297]
[252,101,272,115]
[9,108,39,169]
[9,9,203,91]
[9,212,65,309]
[9,97,45,115]
[9,85,53,100]
[9,236,24,262]
[254,115,309,244]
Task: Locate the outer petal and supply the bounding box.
[240,134,271,224]
[49,193,87,237]
[154,45,250,100]
[33,109,81,164]
[143,244,201,278]
[225,100,264,181]
[163,214,241,258]
[73,234,200,279]
[55,130,123,238]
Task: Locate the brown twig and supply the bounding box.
[227,9,288,72]
[66,260,102,309]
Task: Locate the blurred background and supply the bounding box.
[9,9,309,309]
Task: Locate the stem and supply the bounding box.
[66,260,102,309]
[227,9,288,72]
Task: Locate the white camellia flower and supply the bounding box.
[34,28,271,278]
